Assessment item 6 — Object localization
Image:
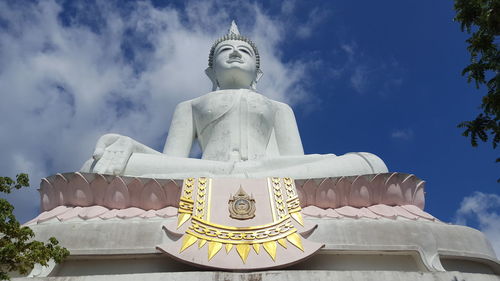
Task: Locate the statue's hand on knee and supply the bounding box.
[91,134,135,175]
[80,134,162,175]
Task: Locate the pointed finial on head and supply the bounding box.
[229,20,240,36]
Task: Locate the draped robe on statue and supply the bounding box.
[112,89,388,179]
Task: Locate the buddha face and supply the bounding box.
[213,40,257,89]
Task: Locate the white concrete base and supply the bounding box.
[12,270,500,281]
[24,215,500,277]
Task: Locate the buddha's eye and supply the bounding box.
[218,47,232,54]
[239,48,251,55]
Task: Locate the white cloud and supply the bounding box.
[333,42,404,95]
[340,43,355,58]
[281,0,296,15]
[454,192,500,258]
[350,66,369,93]
[0,0,313,222]
[296,8,329,39]
[391,129,414,140]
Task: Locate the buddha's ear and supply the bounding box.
[256,69,263,82]
[251,69,263,91]
[205,67,218,91]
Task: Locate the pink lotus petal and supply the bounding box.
[57,207,83,221]
[165,206,178,217]
[116,207,145,219]
[23,216,40,225]
[99,209,119,219]
[301,206,325,218]
[368,204,397,219]
[155,207,169,217]
[38,206,69,223]
[401,205,436,221]
[359,207,380,219]
[164,180,181,207]
[324,208,341,218]
[302,180,319,206]
[335,206,362,218]
[413,183,426,209]
[79,206,109,219]
[394,206,418,220]
[140,210,157,218]
[104,177,129,209]
[156,206,178,217]
[141,179,167,210]
[420,211,437,221]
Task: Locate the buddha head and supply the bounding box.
[206,21,263,90]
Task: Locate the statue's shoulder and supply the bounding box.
[269,99,294,113]
[191,90,231,103]
[174,92,215,110]
[270,99,289,107]
[173,99,194,112]
[190,91,230,107]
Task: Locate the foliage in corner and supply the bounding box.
[454,0,500,179]
[0,174,69,280]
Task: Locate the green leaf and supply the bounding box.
[0,174,69,280]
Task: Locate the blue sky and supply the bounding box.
[0,0,498,254]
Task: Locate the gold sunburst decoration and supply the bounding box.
[176,177,305,263]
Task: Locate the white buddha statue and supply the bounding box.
[81,22,388,179]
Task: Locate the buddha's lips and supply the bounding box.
[227,58,243,63]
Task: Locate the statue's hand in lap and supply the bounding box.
[90,134,132,175]
[91,134,160,175]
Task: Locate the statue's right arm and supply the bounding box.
[162,101,195,158]
[273,102,305,156]
[82,133,161,175]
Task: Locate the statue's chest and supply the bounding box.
[192,92,275,134]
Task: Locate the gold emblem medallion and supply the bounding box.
[228,186,256,220]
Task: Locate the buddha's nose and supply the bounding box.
[229,49,242,59]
